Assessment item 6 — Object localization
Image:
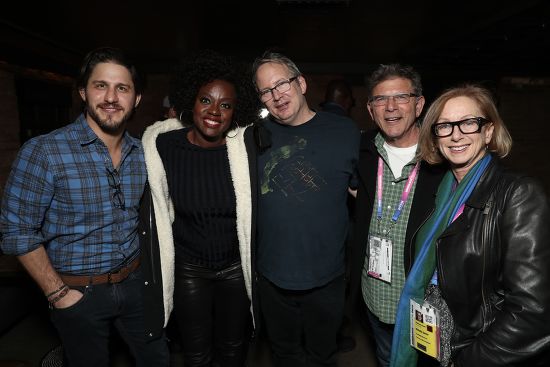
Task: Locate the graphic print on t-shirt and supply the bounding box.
[260,136,327,202]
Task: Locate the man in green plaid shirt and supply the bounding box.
[349,64,445,367]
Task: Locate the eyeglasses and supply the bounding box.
[368,93,417,107]
[258,76,298,102]
[431,117,489,137]
[106,168,125,210]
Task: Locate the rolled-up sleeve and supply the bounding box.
[0,138,54,255]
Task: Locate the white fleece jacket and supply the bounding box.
[141,118,253,327]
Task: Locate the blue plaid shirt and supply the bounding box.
[0,114,147,274]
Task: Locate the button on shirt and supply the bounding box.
[0,114,147,274]
[361,133,418,324]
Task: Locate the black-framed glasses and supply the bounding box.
[431,117,490,138]
[368,93,417,107]
[258,76,298,102]
[106,168,125,210]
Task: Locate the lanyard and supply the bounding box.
[376,157,420,224]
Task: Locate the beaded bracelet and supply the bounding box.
[48,287,70,305]
[45,284,68,299]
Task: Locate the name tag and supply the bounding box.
[409,299,440,360]
[367,235,392,283]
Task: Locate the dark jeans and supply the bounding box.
[50,267,169,367]
[174,261,251,367]
[258,274,345,367]
[364,305,394,367]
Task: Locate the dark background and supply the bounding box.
[0,0,549,198]
[0,2,549,365]
[2,0,549,77]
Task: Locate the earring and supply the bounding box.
[225,120,240,139]
[178,111,184,122]
[226,127,238,139]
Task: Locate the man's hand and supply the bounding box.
[53,288,84,309]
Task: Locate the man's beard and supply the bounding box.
[85,101,135,134]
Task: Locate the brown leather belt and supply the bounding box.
[59,257,140,286]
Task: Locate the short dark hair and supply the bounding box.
[367,63,422,98]
[324,79,353,103]
[77,47,143,94]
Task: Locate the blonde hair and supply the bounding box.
[418,84,512,164]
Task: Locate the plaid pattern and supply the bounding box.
[361,133,419,324]
[0,114,146,274]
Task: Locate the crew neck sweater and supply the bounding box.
[156,129,239,269]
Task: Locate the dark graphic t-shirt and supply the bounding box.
[257,111,360,289]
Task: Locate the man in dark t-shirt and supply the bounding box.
[251,51,360,367]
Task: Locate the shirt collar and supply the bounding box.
[374,132,418,165]
[74,114,98,145]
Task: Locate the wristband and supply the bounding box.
[45,284,68,299]
[48,287,70,305]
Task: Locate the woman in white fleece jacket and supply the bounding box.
[141,50,260,367]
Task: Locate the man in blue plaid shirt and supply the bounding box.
[0,47,168,367]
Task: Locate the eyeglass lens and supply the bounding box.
[433,118,485,137]
[259,77,296,102]
[370,93,416,107]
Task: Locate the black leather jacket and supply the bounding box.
[436,158,550,366]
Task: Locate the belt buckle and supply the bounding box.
[107,272,113,284]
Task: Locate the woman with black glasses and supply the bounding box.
[390,84,550,366]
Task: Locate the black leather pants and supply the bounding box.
[173,261,251,367]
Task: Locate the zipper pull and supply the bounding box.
[483,200,492,215]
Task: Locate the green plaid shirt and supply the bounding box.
[361,133,419,324]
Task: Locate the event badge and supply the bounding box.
[409,299,440,360]
[367,235,392,283]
